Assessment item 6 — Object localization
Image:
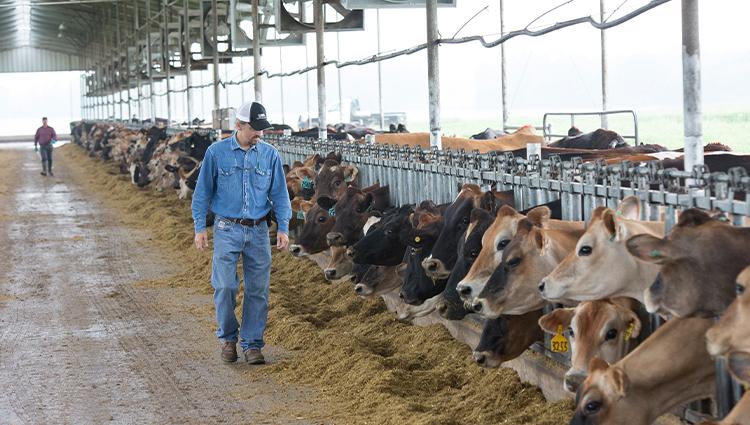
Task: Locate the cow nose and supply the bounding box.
[564,373,585,393]
[473,352,486,366]
[538,280,546,293]
[472,301,483,312]
[327,232,345,246]
[423,259,438,272]
[457,284,471,297]
[354,284,365,295]
[324,269,337,280]
[289,245,302,256]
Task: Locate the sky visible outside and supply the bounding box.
[0,0,748,137]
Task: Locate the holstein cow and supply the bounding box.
[703,266,750,425]
[539,298,643,393]
[436,208,495,320]
[570,317,715,425]
[539,197,664,304]
[326,184,391,247]
[472,310,544,368]
[627,208,750,318]
[348,204,414,266]
[456,203,578,309]
[472,212,584,318]
[422,184,514,281]
[400,201,448,305]
[548,128,627,150]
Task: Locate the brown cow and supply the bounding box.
[323,245,353,281]
[627,209,750,318]
[289,201,334,257]
[326,184,391,247]
[314,159,358,205]
[539,198,664,304]
[539,298,642,393]
[472,310,544,368]
[373,125,543,153]
[571,317,715,425]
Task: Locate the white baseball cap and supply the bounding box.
[236,101,272,131]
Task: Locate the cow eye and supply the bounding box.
[584,400,602,415]
[334,181,342,187]
[317,216,327,223]
[462,216,470,225]
[386,228,394,236]
[605,329,617,341]
[567,327,574,338]
[497,239,510,251]
[506,257,521,269]
[737,283,745,296]
[578,246,593,256]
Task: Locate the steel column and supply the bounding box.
[147,0,156,120]
[426,0,441,149]
[336,32,343,122]
[163,0,172,125]
[212,0,221,112]
[499,0,508,130]
[600,0,608,128]
[252,0,262,102]
[681,0,703,172]
[314,0,326,140]
[376,9,384,130]
[184,0,193,124]
[279,50,286,124]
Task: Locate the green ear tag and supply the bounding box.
[301,176,313,189]
[649,249,663,258]
[296,210,305,220]
[328,207,336,217]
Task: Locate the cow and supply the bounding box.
[626,208,750,318]
[570,317,715,425]
[289,202,335,257]
[422,185,514,281]
[352,264,402,297]
[314,159,359,206]
[548,128,627,150]
[472,310,544,368]
[286,164,317,200]
[539,197,664,304]
[436,208,495,320]
[703,266,750,425]
[400,201,448,305]
[323,245,353,281]
[326,184,391,247]
[372,125,543,152]
[539,298,643,393]
[471,212,584,318]
[470,128,505,140]
[348,204,414,267]
[456,203,577,308]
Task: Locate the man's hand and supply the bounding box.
[34,145,38,152]
[194,231,209,251]
[276,232,289,251]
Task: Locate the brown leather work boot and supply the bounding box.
[244,348,265,365]
[221,341,238,363]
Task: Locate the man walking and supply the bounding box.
[192,102,291,365]
[34,117,57,176]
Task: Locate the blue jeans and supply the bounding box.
[211,216,271,351]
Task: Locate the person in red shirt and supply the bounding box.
[34,117,57,176]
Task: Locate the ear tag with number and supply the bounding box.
[551,324,569,353]
[623,322,635,342]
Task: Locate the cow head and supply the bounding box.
[539,299,642,393]
[314,159,358,205]
[456,205,528,306]
[474,213,580,318]
[570,358,631,425]
[352,264,403,297]
[422,185,506,280]
[437,208,494,320]
[400,202,446,305]
[323,245,354,281]
[627,208,750,317]
[286,165,317,200]
[348,205,413,266]
[540,199,662,303]
[472,310,543,368]
[326,184,391,247]
[706,266,750,358]
[289,201,332,257]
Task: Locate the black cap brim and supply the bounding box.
[250,119,272,131]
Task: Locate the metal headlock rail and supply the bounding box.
[266,133,749,423]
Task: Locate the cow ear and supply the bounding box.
[300,201,314,213]
[470,208,491,224]
[532,227,545,252]
[497,204,518,218]
[609,366,629,397]
[728,352,750,384]
[591,206,609,222]
[538,308,575,335]
[617,196,641,220]
[344,165,358,183]
[677,208,714,227]
[292,161,304,169]
[626,234,673,264]
[601,209,617,240]
[526,206,551,227]
[479,192,496,212]
[361,193,374,212]
[283,164,290,175]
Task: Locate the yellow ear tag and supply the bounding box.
[623,322,635,342]
[414,236,421,243]
[551,325,569,353]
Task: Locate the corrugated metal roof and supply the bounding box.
[0,47,84,72]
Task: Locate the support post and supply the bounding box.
[147,0,156,121]
[252,0,262,102]
[499,0,508,130]
[681,0,703,172]
[184,0,193,125]
[212,0,221,113]
[279,50,285,124]
[314,0,326,140]
[135,0,142,121]
[600,0,608,129]
[163,0,172,126]
[336,32,343,123]
[426,0,441,149]
[376,9,384,130]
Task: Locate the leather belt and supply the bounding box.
[224,215,269,227]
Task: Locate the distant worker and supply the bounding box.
[34,117,57,176]
[192,101,292,365]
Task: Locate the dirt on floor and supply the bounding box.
[55,144,574,424]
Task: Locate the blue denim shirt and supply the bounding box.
[191,135,291,234]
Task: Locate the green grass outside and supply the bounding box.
[409,111,750,152]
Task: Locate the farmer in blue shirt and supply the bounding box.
[192,102,292,365]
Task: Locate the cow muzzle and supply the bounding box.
[326,232,345,247]
[289,244,306,257]
[324,268,338,281]
[421,258,450,279]
[564,370,586,393]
